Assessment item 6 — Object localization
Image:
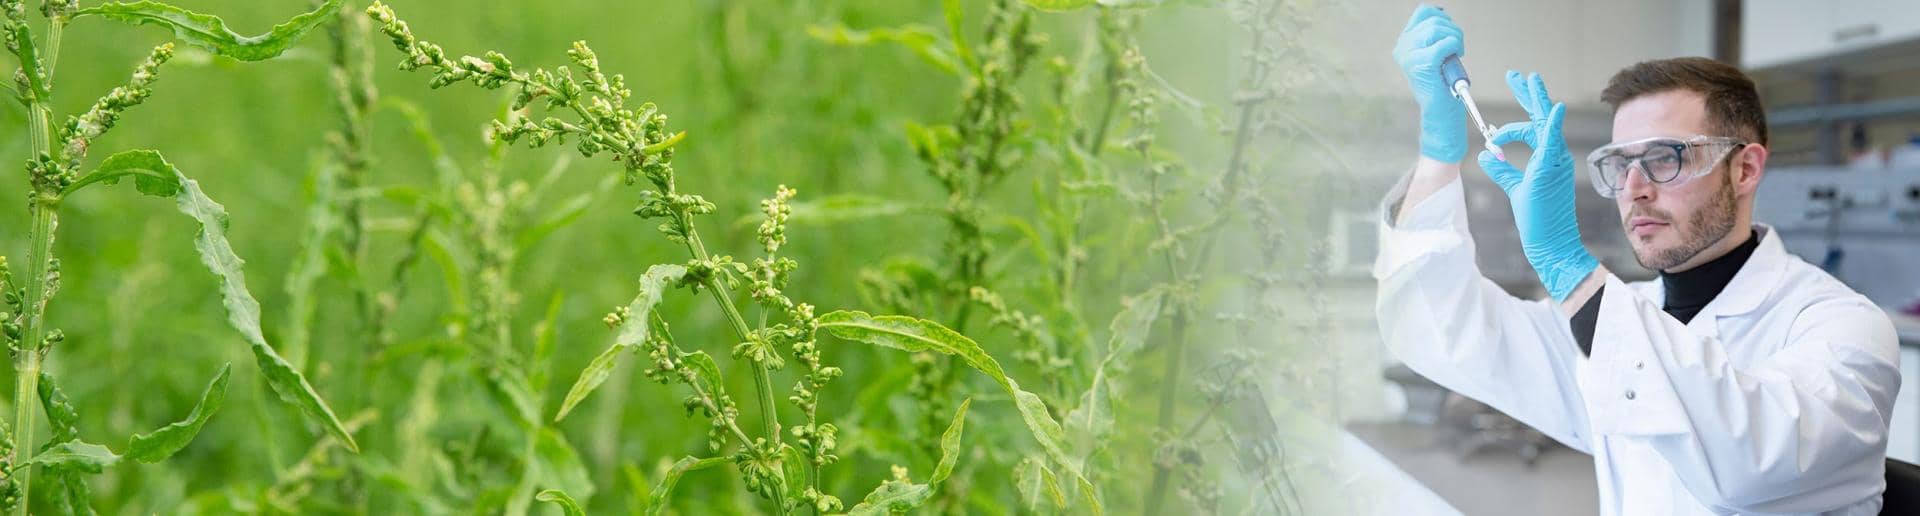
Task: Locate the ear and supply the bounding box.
[1732,143,1767,196]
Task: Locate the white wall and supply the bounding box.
[1335,0,1714,112]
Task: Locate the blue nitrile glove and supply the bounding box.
[1393,4,1468,163]
[1478,71,1598,302]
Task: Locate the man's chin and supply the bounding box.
[1631,246,1675,272]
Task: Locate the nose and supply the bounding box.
[1622,159,1656,203]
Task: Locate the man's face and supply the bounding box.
[1608,90,1747,272]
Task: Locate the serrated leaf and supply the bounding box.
[44,467,96,515]
[555,264,687,421]
[127,363,230,463]
[644,456,728,516]
[38,373,83,444]
[72,0,341,62]
[534,490,585,516]
[816,311,1102,514]
[172,165,358,453]
[63,149,184,197]
[33,375,99,513]
[27,441,120,474]
[1022,0,1096,10]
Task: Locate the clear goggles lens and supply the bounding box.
[1585,136,1746,198]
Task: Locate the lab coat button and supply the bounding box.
[1634,360,1644,370]
[1625,390,1636,400]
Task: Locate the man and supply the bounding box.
[1375,5,1901,515]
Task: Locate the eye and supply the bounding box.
[1596,155,1629,171]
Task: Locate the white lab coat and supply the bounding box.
[1372,172,1902,515]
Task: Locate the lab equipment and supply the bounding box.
[1584,135,1748,199]
[1442,55,1505,161]
[1477,71,1597,302]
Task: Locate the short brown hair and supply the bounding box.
[1600,57,1768,146]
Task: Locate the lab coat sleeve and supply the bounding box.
[1585,274,1901,513]
[1372,171,1593,453]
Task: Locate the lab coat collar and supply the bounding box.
[1651,223,1786,320]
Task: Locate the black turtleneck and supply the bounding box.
[1570,230,1761,356]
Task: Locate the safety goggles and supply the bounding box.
[1584,135,1748,199]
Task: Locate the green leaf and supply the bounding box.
[677,349,725,406]
[281,159,341,369]
[8,23,48,98]
[38,373,83,444]
[534,490,585,516]
[1013,457,1066,510]
[127,363,231,463]
[63,149,184,197]
[1021,0,1096,10]
[780,445,810,508]
[931,398,970,485]
[171,164,358,453]
[644,456,728,516]
[942,0,977,72]
[72,0,341,62]
[845,480,932,516]
[515,190,595,251]
[26,441,120,474]
[845,398,969,515]
[530,292,566,392]
[903,122,957,163]
[30,375,97,514]
[554,264,687,421]
[532,428,594,504]
[805,23,959,75]
[1066,287,1166,455]
[481,367,540,429]
[816,311,1102,514]
[732,194,927,228]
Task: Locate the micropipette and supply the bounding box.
[1441,54,1504,161]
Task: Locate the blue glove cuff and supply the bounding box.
[1540,253,1600,303]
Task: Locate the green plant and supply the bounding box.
[1,0,359,512]
[366,2,1100,514]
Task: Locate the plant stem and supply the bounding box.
[13,200,57,516]
[1141,255,1190,516]
[678,223,788,515]
[10,348,40,516]
[13,15,66,514]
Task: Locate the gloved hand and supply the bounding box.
[1479,71,1598,302]
[1393,4,1468,163]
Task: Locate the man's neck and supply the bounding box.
[1663,223,1754,274]
[1658,227,1761,323]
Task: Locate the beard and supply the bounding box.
[1628,172,1738,271]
